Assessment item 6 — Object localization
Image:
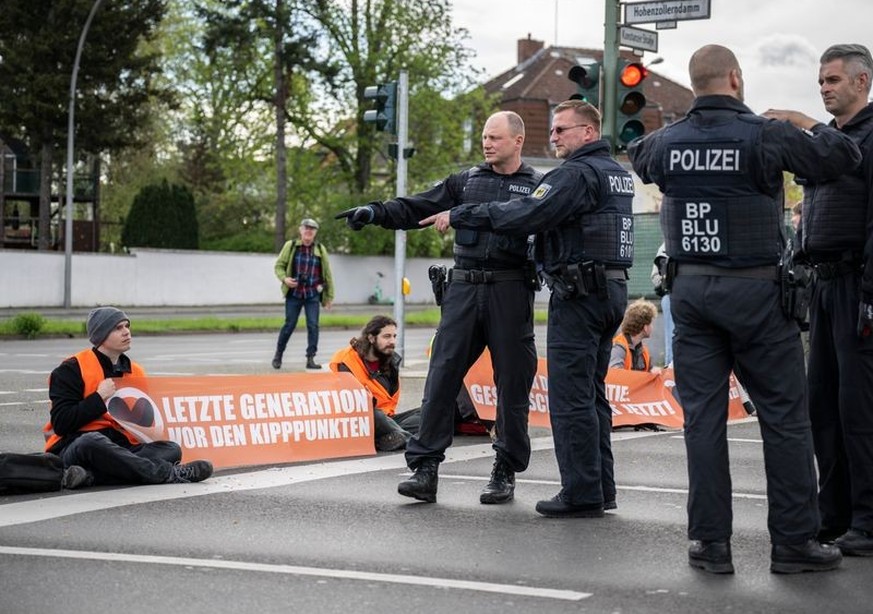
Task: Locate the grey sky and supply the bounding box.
[452,0,871,121]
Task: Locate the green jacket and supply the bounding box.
[274,239,335,306]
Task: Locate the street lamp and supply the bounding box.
[64,0,104,308]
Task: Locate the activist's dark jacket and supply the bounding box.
[44,348,144,454]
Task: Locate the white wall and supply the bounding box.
[0,248,466,308]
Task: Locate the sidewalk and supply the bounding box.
[0,303,434,322]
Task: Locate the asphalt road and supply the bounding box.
[0,330,868,613]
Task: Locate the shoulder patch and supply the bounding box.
[532,183,552,199]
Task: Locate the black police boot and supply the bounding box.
[688,540,734,574]
[271,352,282,370]
[770,539,842,573]
[834,528,873,556]
[397,458,439,503]
[306,356,322,370]
[480,457,515,504]
[535,493,604,518]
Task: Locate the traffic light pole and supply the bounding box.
[393,70,409,361]
[602,0,620,153]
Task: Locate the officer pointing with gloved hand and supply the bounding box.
[337,111,541,506]
[425,99,635,520]
[630,44,861,575]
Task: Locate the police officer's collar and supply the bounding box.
[689,95,753,115]
[480,160,537,176]
[566,139,612,160]
[828,100,873,130]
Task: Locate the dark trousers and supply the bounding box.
[405,278,537,472]
[276,293,321,358]
[60,431,182,485]
[808,271,873,534]
[672,274,818,545]
[547,280,626,505]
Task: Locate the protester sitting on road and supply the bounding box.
[610,299,661,374]
[43,307,214,487]
[329,315,420,451]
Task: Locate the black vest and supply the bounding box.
[802,125,872,259]
[453,164,542,269]
[660,113,782,267]
[539,153,635,270]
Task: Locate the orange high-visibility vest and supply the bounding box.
[612,334,651,372]
[43,349,145,452]
[329,345,399,415]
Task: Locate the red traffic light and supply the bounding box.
[620,63,647,87]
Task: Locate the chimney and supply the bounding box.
[517,34,544,64]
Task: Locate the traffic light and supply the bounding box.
[615,60,648,148]
[362,82,398,134]
[568,62,602,108]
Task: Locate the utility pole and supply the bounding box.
[602,0,620,153]
[65,0,104,308]
[393,70,409,361]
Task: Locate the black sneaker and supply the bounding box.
[61,465,94,490]
[480,457,515,504]
[167,460,214,484]
[771,539,842,573]
[306,357,322,370]
[834,528,873,557]
[689,540,734,574]
[376,431,408,451]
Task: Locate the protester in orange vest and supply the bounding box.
[610,299,661,374]
[43,306,213,487]
[329,315,420,451]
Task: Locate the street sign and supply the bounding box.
[624,0,711,25]
[619,25,658,53]
[656,20,678,29]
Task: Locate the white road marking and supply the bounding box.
[0,545,590,601]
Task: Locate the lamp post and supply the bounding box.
[64,0,104,308]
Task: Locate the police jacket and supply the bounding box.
[628,95,862,268]
[44,348,144,454]
[372,162,542,270]
[329,345,401,416]
[449,139,635,273]
[801,102,873,296]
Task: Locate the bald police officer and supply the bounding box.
[629,44,861,574]
[426,99,634,519]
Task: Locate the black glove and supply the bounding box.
[335,203,378,230]
[858,297,873,338]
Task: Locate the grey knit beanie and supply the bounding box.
[87,307,130,347]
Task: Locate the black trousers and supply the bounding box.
[808,271,873,535]
[405,277,537,472]
[547,280,626,505]
[60,431,182,485]
[672,274,818,545]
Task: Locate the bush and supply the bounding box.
[122,180,199,249]
[11,312,45,339]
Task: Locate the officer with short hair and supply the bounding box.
[426,99,634,519]
[336,111,541,505]
[629,44,861,575]
[766,43,873,557]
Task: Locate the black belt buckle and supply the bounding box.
[467,269,492,284]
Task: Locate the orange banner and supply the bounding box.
[463,351,748,429]
[105,372,375,469]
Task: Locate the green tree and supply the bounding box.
[0,0,171,250]
[122,179,199,249]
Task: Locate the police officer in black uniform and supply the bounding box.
[767,43,873,557]
[629,44,861,575]
[426,99,634,519]
[336,111,541,505]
